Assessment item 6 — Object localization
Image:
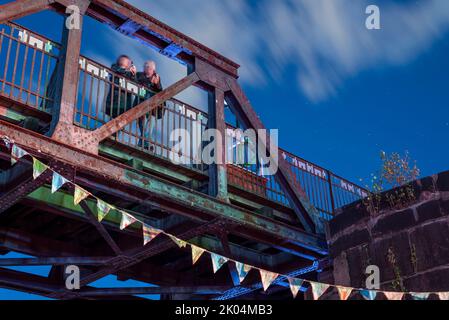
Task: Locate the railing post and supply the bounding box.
[327,170,336,215]
[207,87,229,201]
[50,1,91,146]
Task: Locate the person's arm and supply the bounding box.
[112,64,135,80]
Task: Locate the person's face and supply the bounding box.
[119,57,131,69]
[144,62,156,76]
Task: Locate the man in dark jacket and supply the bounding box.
[135,60,164,150]
[105,55,137,118]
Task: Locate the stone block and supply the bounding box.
[371,232,413,283]
[371,209,415,236]
[329,203,369,237]
[403,267,449,292]
[437,171,449,191]
[330,229,370,257]
[410,221,449,272]
[416,200,442,223]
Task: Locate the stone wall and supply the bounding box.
[327,171,449,294]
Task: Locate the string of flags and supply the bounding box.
[3,135,449,301]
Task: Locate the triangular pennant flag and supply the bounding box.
[191,245,205,265]
[288,277,304,298]
[120,211,138,230]
[410,292,430,300]
[169,235,187,248]
[310,281,330,300]
[211,253,228,273]
[73,185,89,205]
[337,286,353,300]
[360,289,377,300]
[143,224,161,245]
[235,262,252,284]
[2,137,11,149]
[383,291,404,300]
[11,144,28,165]
[32,158,48,179]
[96,199,112,222]
[259,270,278,291]
[51,172,69,193]
[438,292,449,300]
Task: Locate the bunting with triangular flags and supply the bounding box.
[337,286,353,300]
[0,134,447,302]
[169,235,188,248]
[120,211,138,230]
[438,292,449,300]
[360,289,377,300]
[51,172,69,193]
[310,281,330,300]
[383,291,404,301]
[191,245,205,265]
[211,253,228,273]
[96,199,112,222]
[11,144,28,165]
[288,277,303,298]
[143,224,161,245]
[32,158,48,179]
[410,292,430,300]
[235,262,251,284]
[74,185,90,206]
[260,270,278,291]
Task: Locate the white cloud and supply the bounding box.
[121,0,449,102]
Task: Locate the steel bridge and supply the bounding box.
[0,0,368,300]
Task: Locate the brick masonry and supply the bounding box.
[323,171,449,298]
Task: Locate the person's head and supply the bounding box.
[116,55,132,69]
[143,60,156,76]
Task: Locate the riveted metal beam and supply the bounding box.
[0,121,326,254]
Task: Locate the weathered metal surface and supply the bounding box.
[80,201,123,255]
[51,0,93,150]
[0,0,367,300]
[93,71,200,144]
[0,169,52,214]
[0,0,53,23]
[0,121,326,253]
[207,88,228,200]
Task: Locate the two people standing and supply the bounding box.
[106,55,163,150]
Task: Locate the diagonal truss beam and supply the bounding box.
[225,78,317,233]
[0,169,52,214]
[0,0,53,23]
[80,201,122,255]
[46,220,220,298]
[93,72,200,142]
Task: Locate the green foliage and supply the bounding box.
[362,151,420,214]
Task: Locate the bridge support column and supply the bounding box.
[50,0,96,153]
[207,87,229,202]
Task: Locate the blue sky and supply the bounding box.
[1,0,449,299]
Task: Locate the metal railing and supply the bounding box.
[0,22,369,220]
[0,22,59,112]
[74,56,209,173]
[224,131,369,220]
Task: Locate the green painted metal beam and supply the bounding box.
[0,120,327,254]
